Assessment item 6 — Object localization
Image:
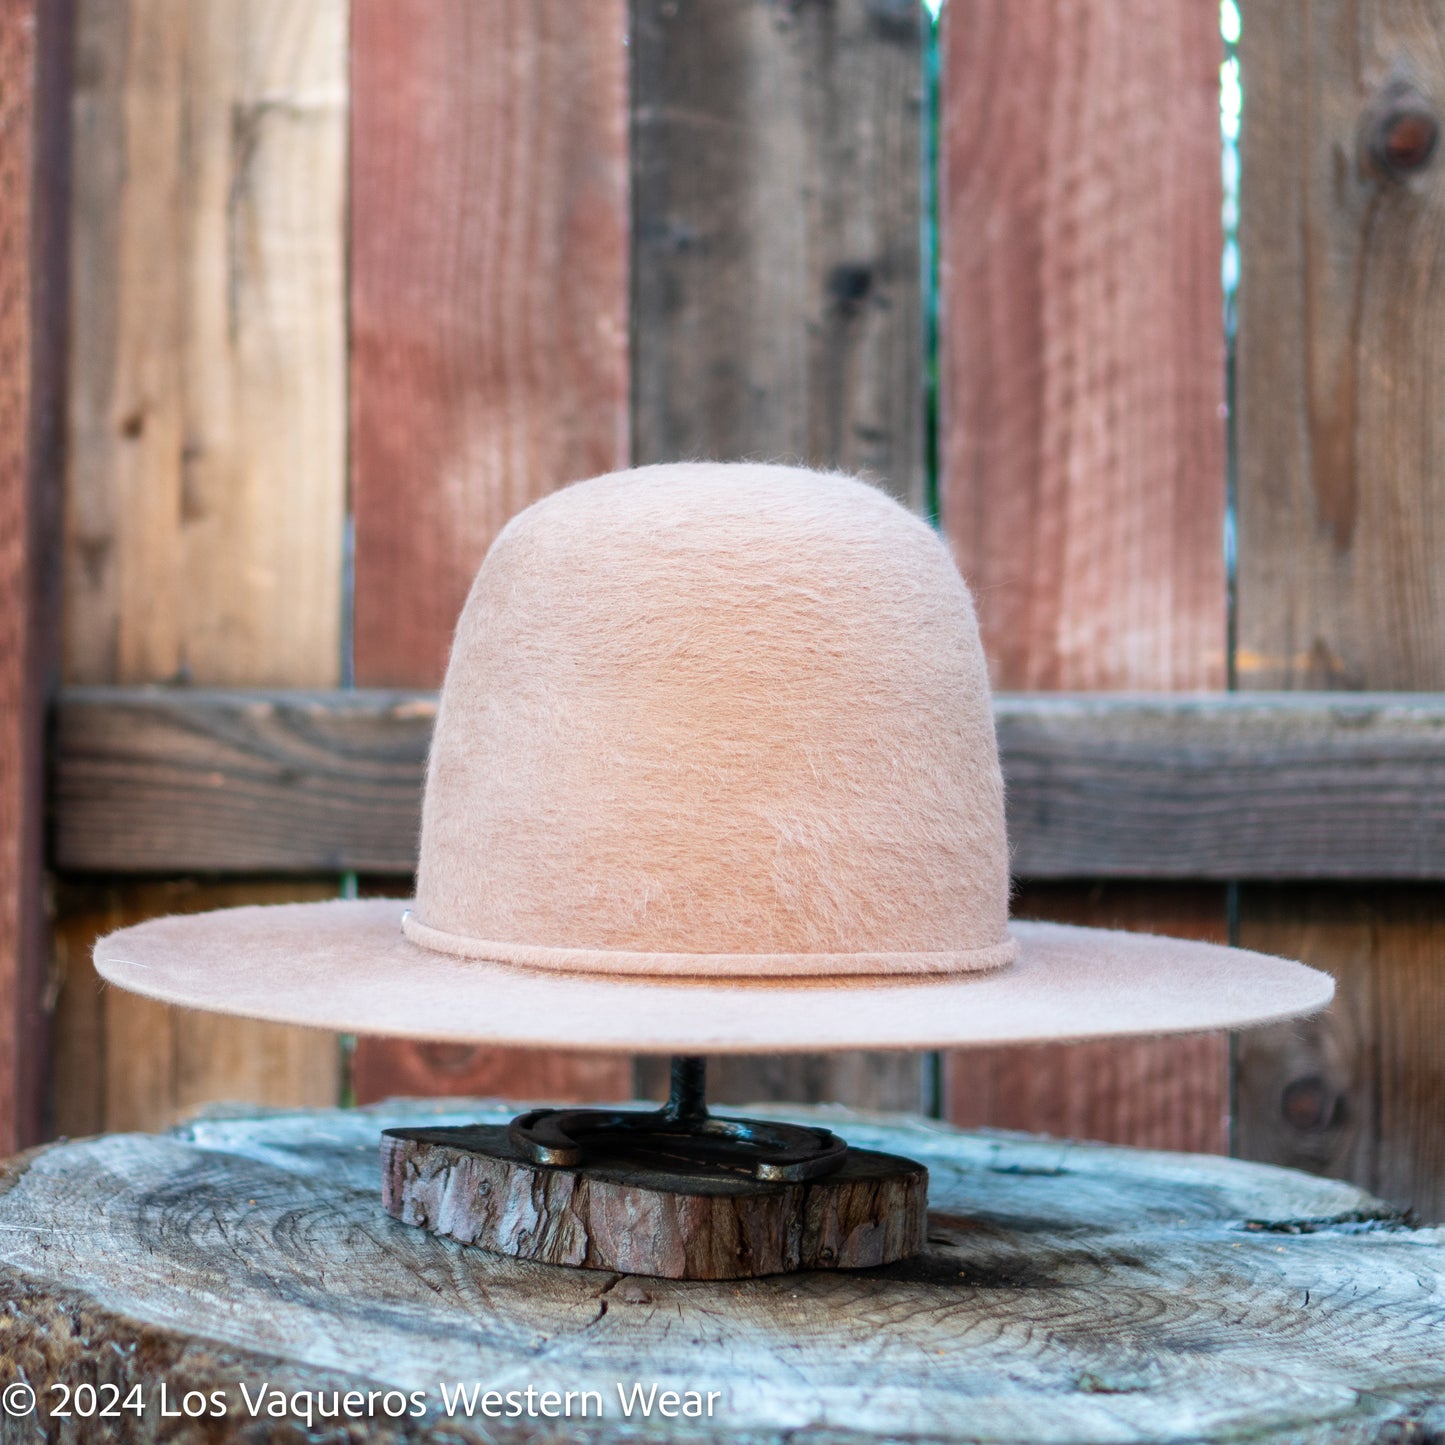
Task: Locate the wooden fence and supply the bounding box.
[3,0,1444,1219]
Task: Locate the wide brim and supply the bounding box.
[92,898,1333,1053]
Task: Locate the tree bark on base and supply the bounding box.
[382,1124,927,1278]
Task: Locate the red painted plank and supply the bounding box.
[938,0,1228,1151]
[349,0,631,1104]
[350,1041,636,1110]
[946,884,1229,1150]
[0,0,68,1152]
[350,0,629,689]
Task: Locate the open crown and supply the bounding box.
[404,462,1016,979]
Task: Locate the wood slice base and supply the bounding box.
[381,1123,927,1279]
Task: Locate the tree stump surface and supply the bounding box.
[1,1101,1444,1444]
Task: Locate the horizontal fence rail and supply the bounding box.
[50,687,1445,879]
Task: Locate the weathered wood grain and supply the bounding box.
[636,1051,929,1116]
[382,1125,926,1279]
[58,0,349,1131]
[1236,4,1445,695]
[52,688,1445,879]
[632,0,924,507]
[632,0,925,1110]
[3,1103,1444,1443]
[348,0,631,1107]
[1238,885,1445,1223]
[50,880,340,1137]
[0,0,69,1153]
[1235,0,1445,1221]
[350,1037,635,1117]
[350,0,629,689]
[948,884,1230,1152]
[54,688,433,874]
[997,692,1445,877]
[49,881,108,1139]
[65,0,348,690]
[940,0,1226,692]
[938,0,1228,1154]
[0,4,32,1151]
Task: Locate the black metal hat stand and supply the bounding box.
[381,1056,928,1279]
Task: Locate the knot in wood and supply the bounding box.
[1280,1073,1344,1133]
[1366,83,1440,177]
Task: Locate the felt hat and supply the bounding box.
[95,463,1331,1051]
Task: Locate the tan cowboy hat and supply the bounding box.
[95,463,1331,1050]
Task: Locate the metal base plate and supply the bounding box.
[508,1104,849,1182]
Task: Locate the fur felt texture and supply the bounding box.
[91,459,1335,1044]
[407,463,1014,977]
[93,900,1335,1050]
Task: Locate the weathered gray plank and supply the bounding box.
[631,0,924,507]
[630,0,927,1117]
[51,687,1445,879]
[2,1102,1443,1443]
[1232,0,1445,1226]
[999,693,1445,877]
[53,687,433,874]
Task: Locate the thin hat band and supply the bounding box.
[400,909,1019,979]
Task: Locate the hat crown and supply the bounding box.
[409,462,1012,977]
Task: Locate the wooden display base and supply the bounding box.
[381,1122,927,1279]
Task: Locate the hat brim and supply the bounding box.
[92,898,1333,1052]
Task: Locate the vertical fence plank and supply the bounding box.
[628,0,927,1112]
[348,0,632,1106]
[350,0,629,690]
[66,0,348,690]
[632,0,925,510]
[948,885,1228,1149]
[1235,1,1445,1218]
[0,0,69,1151]
[56,0,348,1133]
[939,0,1229,1150]
[0,0,40,1152]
